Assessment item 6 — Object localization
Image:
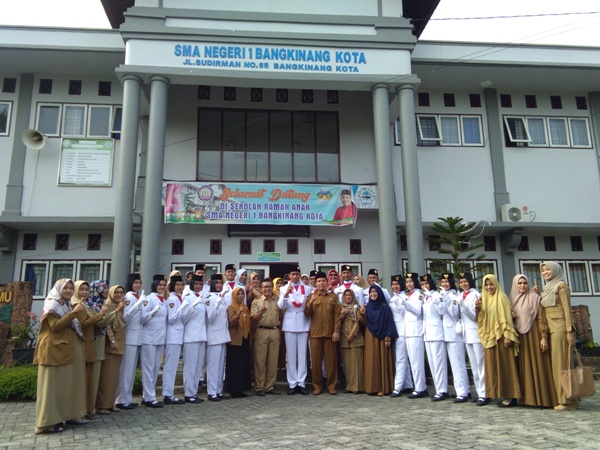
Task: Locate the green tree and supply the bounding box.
[427,217,489,282]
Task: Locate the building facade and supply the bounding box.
[1,0,599,336]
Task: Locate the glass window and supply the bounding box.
[111,107,122,133]
[417,115,442,141]
[246,111,269,182]
[567,262,590,294]
[440,116,460,145]
[293,112,316,182]
[569,118,591,148]
[23,262,48,297]
[590,263,600,295]
[521,262,542,287]
[316,112,339,183]
[526,117,547,146]
[504,116,530,143]
[0,101,11,136]
[222,111,245,181]
[62,105,86,136]
[270,112,292,182]
[88,105,112,137]
[461,116,483,145]
[50,262,75,286]
[78,262,102,282]
[548,118,569,147]
[37,104,61,136]
[198,109,222,181]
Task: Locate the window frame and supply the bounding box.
[21,261,49,299]
[61,104,88,137]
[76,261,103,282]
[547,117,570,147]
[439,115,461,146]
[460,115,484,146]
[566,260,591,295]
[49,261,76,286]
[0,100,12,136]
[36,103,62,137]
[590,262,600,295]
[87,104,113,138]
[416,114,442,141]
[525,116,548,147]
[504,116,531,143]
[568,117,592,148]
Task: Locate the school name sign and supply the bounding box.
[126,40,410,75]
[163,182,378,227]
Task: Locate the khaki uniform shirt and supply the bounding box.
[251,295,280,328]
[304,290,341,338]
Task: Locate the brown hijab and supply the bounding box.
[509,274,540,334]
[230,287,251,339]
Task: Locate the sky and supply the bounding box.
[1,0,599,47]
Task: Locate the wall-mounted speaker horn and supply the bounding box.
[22,129,46,150]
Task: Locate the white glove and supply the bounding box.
[151,304,161,316]
[192,298,202,308]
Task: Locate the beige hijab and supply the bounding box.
[509,274,540,334]
[540,261,567,307]
[105,285,126,331]
[71,280,93,318]
[478,274,519,354]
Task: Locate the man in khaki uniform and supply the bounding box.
[251,278,281,396]
[305,272,341,395]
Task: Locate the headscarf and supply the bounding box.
[43,278,83,339]
[478,274,519,354]
[509,274,540,334]
[235,268,247,285]
[354,275,368,289]
[105,285,126,331]
[327,269,340,290]
[272,277,283,297]
[540,261,567,307]
[88,280,107,312]
[230,287,251,339]
[341,289,360,320]
[365,285,399,340]
[71,280,95,319]
[250,271,261,285]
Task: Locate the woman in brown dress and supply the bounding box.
[509,274,557,408]
[225,287,252,398]
[535,261,578,411]
[340,289,366,394]
[95,285,127,413]
[476,274,521,407]
[364,285,397,396]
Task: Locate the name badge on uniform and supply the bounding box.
[143,301,148,306]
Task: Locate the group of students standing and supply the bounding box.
[32,259,578,434]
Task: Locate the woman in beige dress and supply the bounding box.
[476,274,521,407]
[534,261,578,411]
[339,289,366,394]
[509,274,557,408]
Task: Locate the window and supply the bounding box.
[591,262,600,295]
[88,105,112,137]
[39,79,53,94]
[98,81,111,97]
[55,234,69,251]
[287,239,298,255]
[316,263,362,276]
[443,93,456,107]
[197,108,339,183]
[567,262,590,294]
[87,234,102,251]
[198,85,210,100]
[440,116,460,145]
[461,116,483,145]
[276,89,288,103]
[77,262,102,282]
[210,239,222,255]
[525,95,537,108]
[62,105,87,136]
[23,233,37,251]
[575,96,588,110]
[411,114,483,147]
[400,234,407,251]
[172,239,184,255]
[520,261,542,287]
[504,115,591,149]
[518,236,529,251]
[550,95,562,109]
[224,86,236,101]
[570,236,583,252]
[543,236,556,251]
[36,104,61,136]
[469,94,481,108]
[418,92,430,107]
[350,239,362,255]
[240,239,252,255]
[69,80,82,96]
[111,107,122,134]
[327,90,338,104]
[417,115,441,141]
[483,236,496,252]
[500,94,512,108]
[302,90,313,104]
[50,262,75,285]
[251,88,262,102]
[3,78,17,93]
[314,239,326,254]
[23,262,48,297]
[263,239,275,252]
[0,101,11,136]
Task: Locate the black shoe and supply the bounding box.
[296,386,308,395]
[145,400,163,408]
[266,389,280,395]
[208,395,221,402]
[163,396,184,405]
[184,396,204,404]
[217,394,230,400]
[390,390,402,398]
[231,392,248,399]
[408,390,428,399]
[288,387,297,395]
[256,389,266,397]
[115,403,137,410]
[476,398,490,406]
[400,388,413,395]
[453,396,469,403]
[432,392,449,402]
[497,398,518,408]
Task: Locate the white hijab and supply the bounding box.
[42,278,84,339]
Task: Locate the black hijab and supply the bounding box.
[366,285,399,340]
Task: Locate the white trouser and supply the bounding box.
[426,340,448,395]
[162,343,182,397]
[465,342,486,398]
[115,344,140,405]
[405,336,426,392]
[183,341,207,397]
[446,341,470,397]
[206,343,226,396]
[284,332,308,388]
[403,363,414,390]
[393,336,410,392]
[141,344,164,402]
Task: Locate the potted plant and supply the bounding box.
[10,312,40,365]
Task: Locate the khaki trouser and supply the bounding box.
[253,328,280,392]
[310,337,338,392]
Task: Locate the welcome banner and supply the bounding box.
[163,182,378,227]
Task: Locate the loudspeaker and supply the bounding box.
[22,129,46,150]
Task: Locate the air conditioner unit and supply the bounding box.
[501,204,532,223]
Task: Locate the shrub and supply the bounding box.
[0,364,38,401]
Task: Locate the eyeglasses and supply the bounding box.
[115,291,125,295]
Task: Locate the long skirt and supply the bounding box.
[483,340,521,400]
[342,346,364,393]
[36,339,86,427]
[364,329,394,395]
[225,338,252,394]
[548,330,577,405]
[96,352,122,410]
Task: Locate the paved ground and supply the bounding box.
[1,380,599,450]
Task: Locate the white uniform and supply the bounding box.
[440,289,470,399]
[334,281,364,306]
[402,289,427,393]
[422,289,448,396]
[140,293,167,402]
[362,282,391,305]
[459,289,486,399]
[390,291,413,393]
[183,282,210,298]
[115,291,144,406]
[278,282,312,389]
[162,292,188,398]
[181,290,207,398]
[222,280,244,305]
[205,292,231,397]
